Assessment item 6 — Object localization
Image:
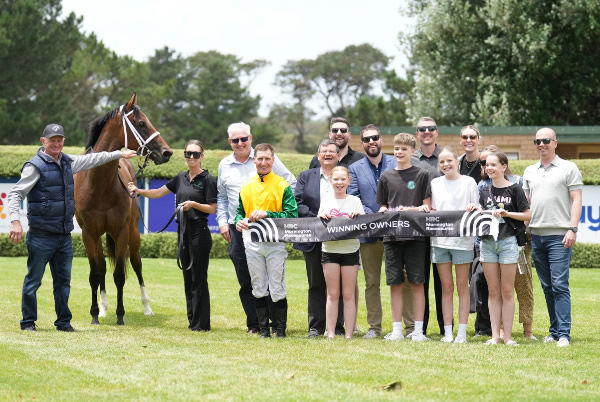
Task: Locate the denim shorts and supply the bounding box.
[431,246,474,265]
[480,236,519,264]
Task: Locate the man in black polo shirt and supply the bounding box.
[309,117,364,169]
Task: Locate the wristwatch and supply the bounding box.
[569,226,578,233]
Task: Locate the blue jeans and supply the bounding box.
[21,232,73,329]
[531,235,572,341]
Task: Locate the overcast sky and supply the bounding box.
[61,0,413,116]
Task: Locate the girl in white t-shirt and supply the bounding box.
[318,166,365,339]
[431,148,480,343]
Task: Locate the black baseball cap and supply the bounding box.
[42,124,65,138]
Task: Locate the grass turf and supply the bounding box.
[0,257,598,400]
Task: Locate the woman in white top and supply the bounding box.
[430,148,480,343]
[318,166,365,339]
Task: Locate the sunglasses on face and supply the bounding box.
[331,128,348,134]
[417,126,437,133]
[533,138,553,145]
[231,136,250,144]
[184,151,203,159]
[480,160,486,166]
[461,134,478,140]
[361,134,380,143]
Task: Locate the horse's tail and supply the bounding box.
[106,234,128,278]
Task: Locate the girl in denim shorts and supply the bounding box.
[478,152,531,346]
[431,148,480,344]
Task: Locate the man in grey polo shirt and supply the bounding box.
[523,127,583,348]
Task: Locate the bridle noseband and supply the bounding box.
[119,104,161,157]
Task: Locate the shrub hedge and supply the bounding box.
[1,145,599,183]
[0,233,597,267]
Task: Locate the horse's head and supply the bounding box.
[121,93,173,164]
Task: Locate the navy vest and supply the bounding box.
[25,150,76,234]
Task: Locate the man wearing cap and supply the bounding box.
[8,123,136,332]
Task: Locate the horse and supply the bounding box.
[74,93,172,325]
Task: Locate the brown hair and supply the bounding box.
[393,133,417,149]
[317,139,339,154]
[481,145,513,180]
[360,124,380,137]
[486,151,511,180]
[254,143,274,156]
[185,139,204,152]
[329,117,349,130]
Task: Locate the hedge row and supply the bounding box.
[1,145,599,184]
[1,233,598,268]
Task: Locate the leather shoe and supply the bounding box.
[247,327,259,334]
[56,325,75,332]
[307,328,322,338]
[21,324,36,331]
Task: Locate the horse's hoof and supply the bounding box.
[91,317,100,325]
[117,318,124,325]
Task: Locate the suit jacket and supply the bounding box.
[293,168,322,252]
[347,153,397,243]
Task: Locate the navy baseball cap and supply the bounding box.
[42,124,65,138]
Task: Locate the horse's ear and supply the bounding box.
[125,92,137,111]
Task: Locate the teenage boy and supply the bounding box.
[376,133,431,342]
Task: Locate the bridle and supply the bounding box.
[119,104,161,158]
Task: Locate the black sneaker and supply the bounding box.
[21,324,36,331]
[57,325,76,332]
[307,328,322,338]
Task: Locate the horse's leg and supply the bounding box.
[109,232,129,326]
[82,230,106,325]
[129,220,153,316]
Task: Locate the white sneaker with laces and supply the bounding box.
[411,333,429,342]
[440,335,453,343]
[362,329,379,339]
[384,332,404,341]
[543,335,557,343]
[454,335,467,344]
[485,338,498,345]
[556,337,570,347]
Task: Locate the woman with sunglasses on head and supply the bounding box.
[128,140,217,332]
[479,145,537,341]
[477,152,531,346]
[430,147,480,343]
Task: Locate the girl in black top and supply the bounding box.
[128,140,217,331]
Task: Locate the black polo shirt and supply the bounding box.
[166,170,217,227]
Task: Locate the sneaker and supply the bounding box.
[454,335,467,344]
[21,324,36,332]
[556,337,570,347]
[363,329,380,339]
[543,335,557,343]
[384,332,404,341]
[405,331,416,339]
[440,335,454,343]
[485,338,498,345]
[474,331,492,338]
[353,327,360,336]
[56,325,75,332]
[524,334,538,341]
[505,339,519,346]
[411,333,429,342]
[307,328,322,338]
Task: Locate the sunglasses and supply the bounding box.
[231,136,250,144]
[417,126,437,133]
[184,151,203,159]
[480,160,486,166]
[331,128,348,134]
[533,138,553,145]
[361,134,380,143]
[461,134,478,140]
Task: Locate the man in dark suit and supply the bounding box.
[294,139,345,337]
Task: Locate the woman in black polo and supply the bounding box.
[128,140,216,331]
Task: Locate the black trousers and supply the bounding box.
[181,227,212,331]
[303,243,344,334]
[423,238,446,335]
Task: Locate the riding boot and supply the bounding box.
[255,296,270,338]
[274,298,288,338]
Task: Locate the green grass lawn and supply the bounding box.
[0,257,599,400]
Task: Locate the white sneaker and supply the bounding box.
[454,335,467,344]
[384,332,404,341]
[411,333,429,342]
[543,335,557,343]
[363,329,379,339]
[485,338,499,345]
[557,337,570,347]
[440,335,453,343]
[405,331,416,339]
[505,339,519,346]
[524,334,538,341]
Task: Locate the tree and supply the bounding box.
[403,0,600,125]
[0,0,82,144]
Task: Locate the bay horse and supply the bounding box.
[74,93,172,325]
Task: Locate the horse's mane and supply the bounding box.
[85,105,140,150]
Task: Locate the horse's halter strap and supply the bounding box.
[119,104,161,156]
